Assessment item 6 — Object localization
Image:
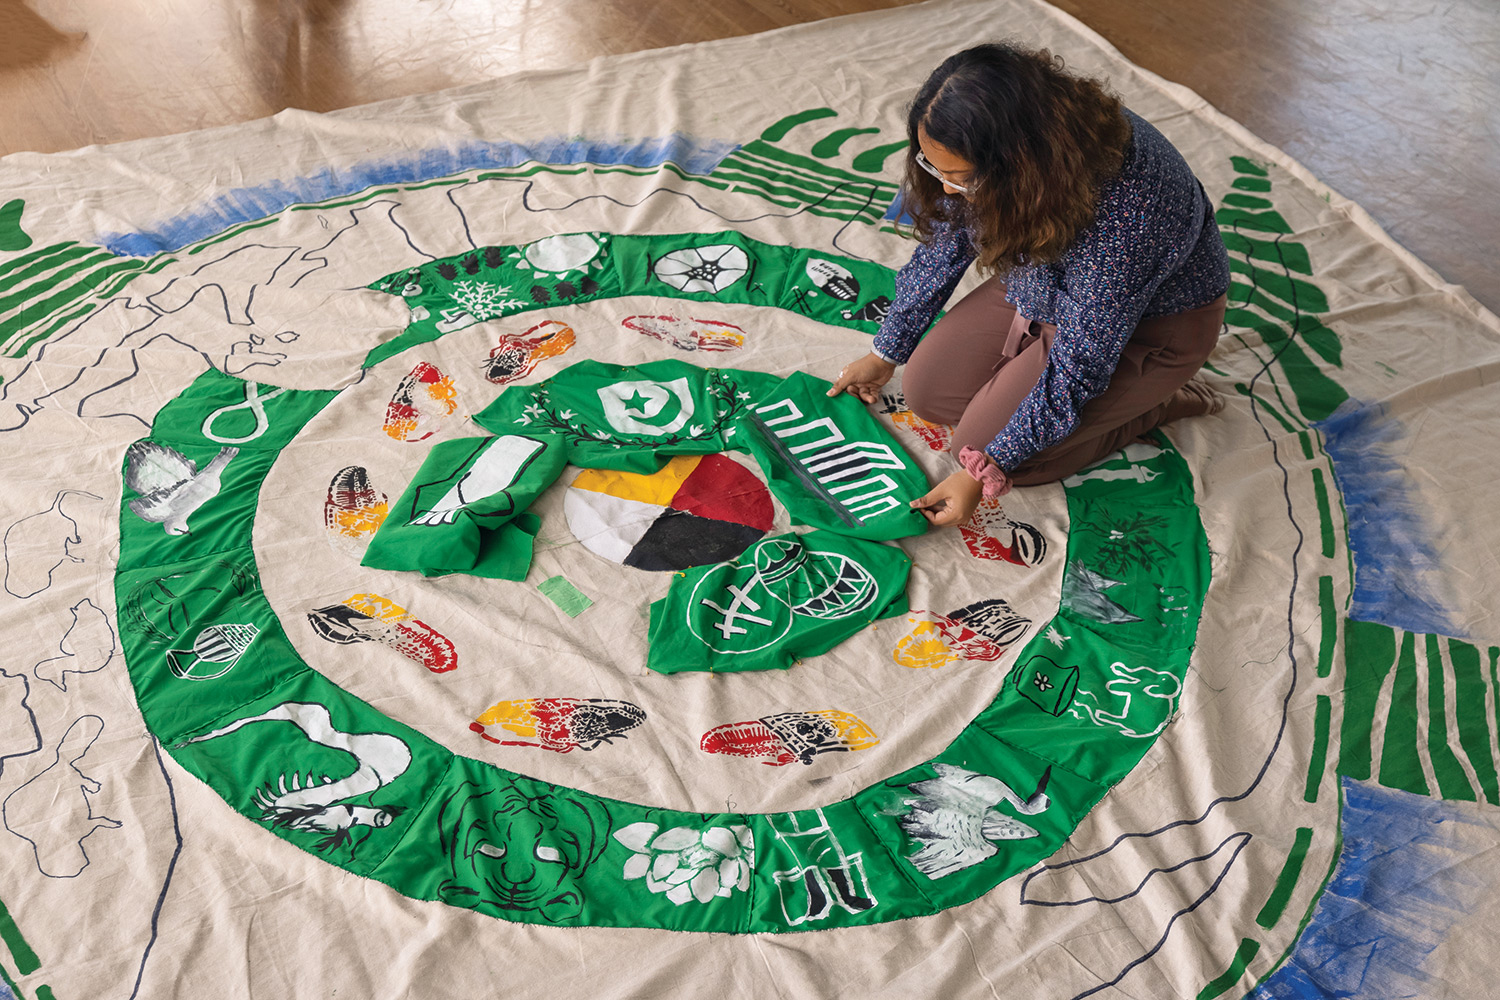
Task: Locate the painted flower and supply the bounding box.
[614,821,753,905]
[651,245,749,295]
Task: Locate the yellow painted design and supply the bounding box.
[330,501,389,537]
[689,321,744,349]
[477,698,541,737]
[383,416,417,441]
[427,375,459,412]
[570,453,702,505]
[811,710,880,751]
[345,592,411,623]
[534,324,576,359]
[892,619,956,669]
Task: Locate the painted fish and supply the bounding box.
[383,361,457,441]
[481,319,576,384]
[306,592,457,673]
[471,698,646,752]
[892,408,952,452]
[961,499,1047,566]
[622,314,745,352]
[875,392,951,452]
[893,600,1031,670]
[323,466,389,555]
[701,709,879,766]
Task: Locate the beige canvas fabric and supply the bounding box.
[1,0,1498,997]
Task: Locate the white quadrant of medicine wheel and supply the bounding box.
[563,489,665,563]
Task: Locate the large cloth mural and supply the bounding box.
[1,0,1498,996]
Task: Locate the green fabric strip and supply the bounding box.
[1449,640,1500,804]
[1256,827,1313,928]
[366,231,896,368]
[1198,938,1262,1000]
[1311,469,1336,558]
[1337,618,1397,781]
[1425,633,1476,800]
[0,893,40,976]
[1379,631,1429,794]
[1305,695,1332,803]
[538,576,593,617]
[1316,576,1337,679]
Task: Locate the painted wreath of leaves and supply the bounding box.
[510,368,753,449]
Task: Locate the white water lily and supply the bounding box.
[614,821,754,905]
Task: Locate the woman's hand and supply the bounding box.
[910,470,983,528]
[826,352,897,404]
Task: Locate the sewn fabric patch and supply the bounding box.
[736,371,930,540]
[474,358,781,474]
[361,433,566,579]
[646,529,911,674]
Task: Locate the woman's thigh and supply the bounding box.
[947,293,1227,474]
[900,277,1020,425]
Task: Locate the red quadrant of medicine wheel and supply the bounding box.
[669,453,774,529]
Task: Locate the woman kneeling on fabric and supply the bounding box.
[827,42,1230,527]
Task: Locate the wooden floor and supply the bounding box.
[2,0,1496,313]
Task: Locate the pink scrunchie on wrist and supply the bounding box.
[958,446,1012,498]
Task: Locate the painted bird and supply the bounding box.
[124,441,238,535]
[900,763,1051,879]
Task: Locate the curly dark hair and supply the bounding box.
[901,43,1132,271]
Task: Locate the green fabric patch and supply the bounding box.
[737,370,929,540]
[474,358,779,474]
[539,575,593,617]
[361,433,565,580]
[646,529,910,674]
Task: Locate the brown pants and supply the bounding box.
[902,277,1227,485]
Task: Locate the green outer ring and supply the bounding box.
[113,233,1209,933]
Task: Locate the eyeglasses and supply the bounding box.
[915,150,973,194]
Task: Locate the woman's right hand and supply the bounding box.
[826,352,897,404]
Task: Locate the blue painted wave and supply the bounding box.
[98,134,740,257]
[1252,778,1489,998]
[1315,397,1461,636]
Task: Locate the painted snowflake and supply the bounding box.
[449,279,527,321]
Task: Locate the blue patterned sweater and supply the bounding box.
[871,109,1230,472]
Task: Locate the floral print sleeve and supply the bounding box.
[870,219,977,364]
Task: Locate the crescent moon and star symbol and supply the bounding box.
[597,378,695,436]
